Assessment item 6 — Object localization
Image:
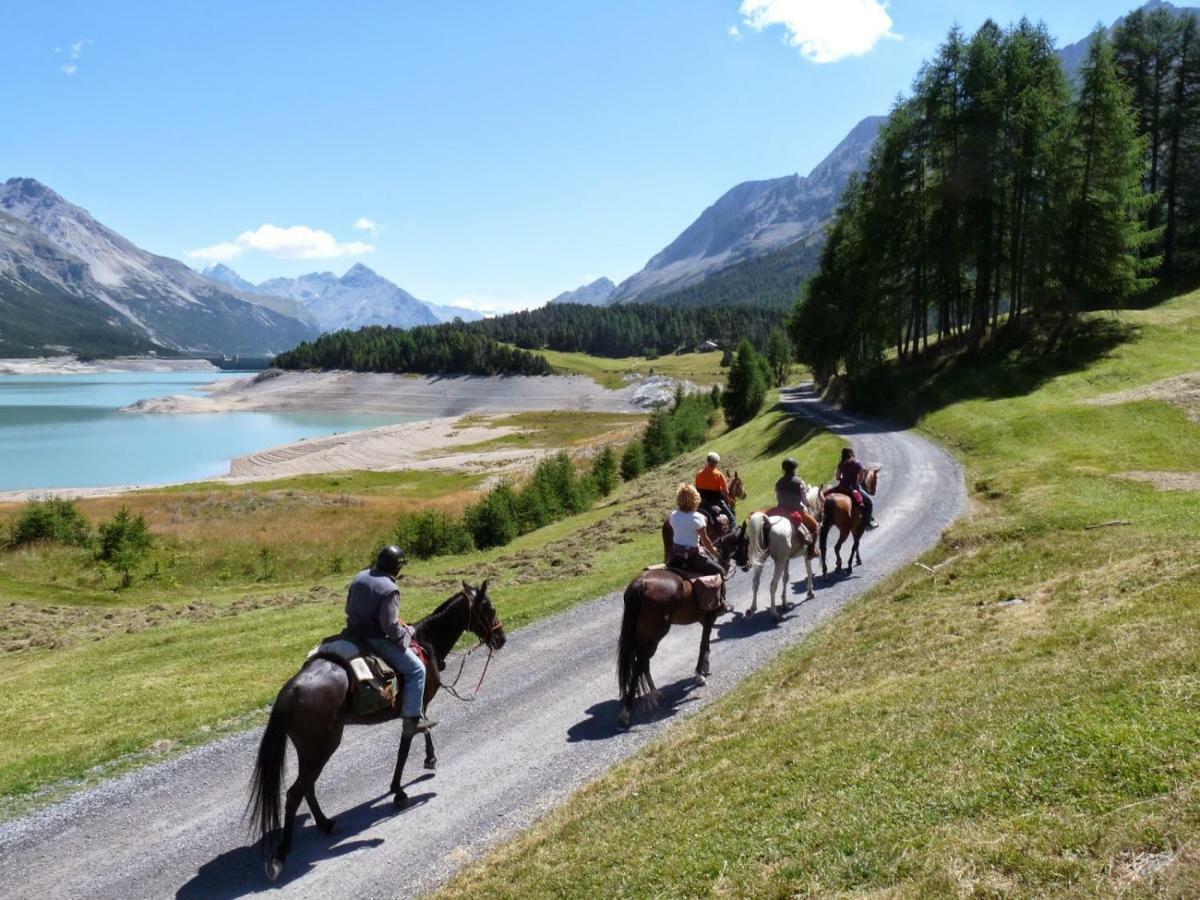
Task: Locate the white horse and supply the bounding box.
[744,508,817,621]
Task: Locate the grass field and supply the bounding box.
[539,348,729,389]
[0,397,838,816]
[438,292,1200,897]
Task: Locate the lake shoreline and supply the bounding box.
[0,357,220,376]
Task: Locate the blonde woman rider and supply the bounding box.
[669,483,727,578]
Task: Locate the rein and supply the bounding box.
[440,602,504,703]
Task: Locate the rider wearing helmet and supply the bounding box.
[694,451,736,533]
[831,447,877,528]
[345,546,437,737]
[767,458,819,550]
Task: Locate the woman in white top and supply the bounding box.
[668,483,726,577]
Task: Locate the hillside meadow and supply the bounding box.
[0,391,839,817]
[438,290,1200,898]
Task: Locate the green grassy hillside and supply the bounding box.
[438,292,1200,897]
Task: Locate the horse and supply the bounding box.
[819,467,880,577]
[248,581,506,880]
[744,509,816,621]
[661,468,746,563]
[617,527,748,728]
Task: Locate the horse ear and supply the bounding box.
[480,578,489,596]
[462,580,473,594]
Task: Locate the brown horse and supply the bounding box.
[661,469,746,562]
[818,467,879,576]
[248,582,506,880]
[617,527,748,728]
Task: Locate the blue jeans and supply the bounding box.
[367,638,426,718]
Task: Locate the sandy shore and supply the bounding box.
[121,369,680,416]
[0,356,219,376]
[0,414,553,502]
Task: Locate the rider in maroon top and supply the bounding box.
[830,447,877,528]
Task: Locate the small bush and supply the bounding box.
[394,509,475,559]
[620,442,646,481]
[465,481,519,549]
[96,507,152,588]
[591,446,618,496]
[10,499,92,548]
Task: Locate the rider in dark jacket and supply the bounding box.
[345,546,438,737]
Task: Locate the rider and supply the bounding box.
[345,545,438,737]
[830,447,877,529]
[695,451,736,533]
[766,457,819,550]
[669,483,727,579]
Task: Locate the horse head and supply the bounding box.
[727,469,747,502]
[730,521,751,571]
[862,467,880,495]
[462,579,506,650]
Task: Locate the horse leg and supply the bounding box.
[390,731,415,808]
[803,552,815,600]
[423,730,437,771]
[834,528,847,572]
[749,564,762,616]
[267,774,307,880]
[695,612,716,683]
[769,559,784,622]
[645,669,662,705]
[300,729,341,836]
[819,519,831,578]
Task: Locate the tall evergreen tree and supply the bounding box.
[721,339,770,427]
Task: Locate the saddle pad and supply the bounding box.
[309,638,394,682]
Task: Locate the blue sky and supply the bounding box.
[6,0,1146,312]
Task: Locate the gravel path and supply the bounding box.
[0,386,965,900]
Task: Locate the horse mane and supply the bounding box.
[414,588,469,634]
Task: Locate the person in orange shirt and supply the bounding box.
[695,451,736,532]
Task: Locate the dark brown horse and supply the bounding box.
[248,582,506,880]
[819,467,880,576]
[660,469,746,563]
[617,527,748,728]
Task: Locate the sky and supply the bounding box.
[5,0,1151,313]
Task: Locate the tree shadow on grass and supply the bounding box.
[175,782,434,899]
[567,675,702,742]
[851,317,1138,428]
[758,416,826,460]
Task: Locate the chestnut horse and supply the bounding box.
[818,467,879,576]
[248,582,506,880]
[617,527,748,728]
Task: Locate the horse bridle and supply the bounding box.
[443,587,503,702]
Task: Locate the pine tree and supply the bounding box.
[721,339,770,427]
[766,329,793,387]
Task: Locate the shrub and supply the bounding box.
[394,509,475,559]
[465,481,519,549]
[10,499,91,548]
[591,446,618,496]
[96,506,152,588]
[620,442,646,481]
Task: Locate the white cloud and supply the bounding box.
[353,216,380,237]
[60,64,77,76]
[55,38,91,75]
[188,223,374,262]
[728,25,742,39]
[449,293,543,316]
[738,0,897,64]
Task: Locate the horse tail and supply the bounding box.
[821,496,838,543]
[247,681,293,847]
[617,581,648,702]
[747,512,771,569]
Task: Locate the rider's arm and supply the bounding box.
[378,589,406,642]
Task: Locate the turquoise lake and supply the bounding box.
[0,372,410,491]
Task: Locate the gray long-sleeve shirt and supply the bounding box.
[345,567,409,645]
[774,475,806,511]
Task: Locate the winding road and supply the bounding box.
[0,386,965,900]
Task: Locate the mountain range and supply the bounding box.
[204,263,482,332]
[0,178,316,357]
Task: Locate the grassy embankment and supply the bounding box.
[0,392,838,817]
[540,348,728,389]
[440,291,1200,898]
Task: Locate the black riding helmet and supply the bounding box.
[781,457,798,473]
[375,544,407,576]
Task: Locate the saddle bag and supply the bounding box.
[308,632,399,716]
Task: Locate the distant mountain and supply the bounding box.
[1059,1,1200,78]
[647,239,822,310]
[212,263,482,330]
[0,178,317,356]
[610,116,885,305]
[550,277,616,306]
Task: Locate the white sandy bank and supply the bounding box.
[0,356,219,376]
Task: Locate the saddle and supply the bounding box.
[700,505,730,534]
[307,631,429,717]
[643,564,726,612]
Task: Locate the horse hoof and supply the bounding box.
[806,591,815,601]
[318,817,338,836]
[771,609,782,622]
[424,757,438,771]
[266,858,284,881]
[695,674,707,687]
[617,709,631,729]
[394,791,408,810]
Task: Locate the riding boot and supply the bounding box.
[402,716,438,737]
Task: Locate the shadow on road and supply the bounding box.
[567,675,701,742]
[175,784,434,899]
[717,599,808,638]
